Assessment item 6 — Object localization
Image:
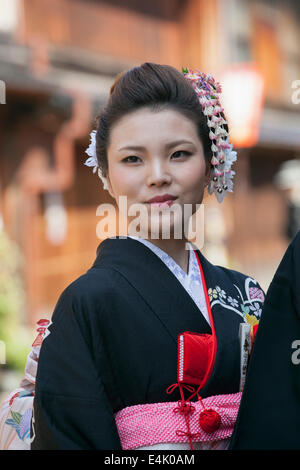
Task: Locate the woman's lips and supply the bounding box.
[146,199,177,208]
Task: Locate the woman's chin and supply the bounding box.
[140,215,185,240]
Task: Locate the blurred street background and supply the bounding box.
[0,0,300,399]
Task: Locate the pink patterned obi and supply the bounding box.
[114,392,241,450]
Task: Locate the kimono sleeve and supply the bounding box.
[30,285,122,450]
[229,231,300,449]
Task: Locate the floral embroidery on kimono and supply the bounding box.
[208,277,265,328]
[5,403,32,442]
[0,389,34,450]
[0,320,51,450]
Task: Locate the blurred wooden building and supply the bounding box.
[0,0,300,325]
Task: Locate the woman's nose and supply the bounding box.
[146,161,172,186]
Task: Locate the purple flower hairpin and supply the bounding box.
[182,67,237,203]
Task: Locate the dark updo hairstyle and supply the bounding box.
[95,62,226,178]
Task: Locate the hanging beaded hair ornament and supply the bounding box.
[84,67,237,203]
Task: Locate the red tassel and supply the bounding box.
[199,408,221,433]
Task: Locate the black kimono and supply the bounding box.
[230,231,300,450]
[30,236,264,450]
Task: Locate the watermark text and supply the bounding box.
[0,80,6,104]
[291,80,300,105]
[291,339,300,364]
[95,196,205,249]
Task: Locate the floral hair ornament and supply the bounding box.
[84,67,237,202]
[84,130,109,190]
[182,67,237,203]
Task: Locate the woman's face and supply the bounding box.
[106,106,209,238]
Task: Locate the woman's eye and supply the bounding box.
[123,156,141,163]
[171,150,191,159]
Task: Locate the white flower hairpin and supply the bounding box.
[84,130,108,190]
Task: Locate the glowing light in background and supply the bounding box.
[0,0,19,34]
[44,192,67,245]
[219,64,265,148]
[275,158,300,204]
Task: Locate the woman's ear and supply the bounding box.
[106,173,115,199]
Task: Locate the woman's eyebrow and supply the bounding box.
[118,139,194,152]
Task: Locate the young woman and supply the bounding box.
[28,63,265,450]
